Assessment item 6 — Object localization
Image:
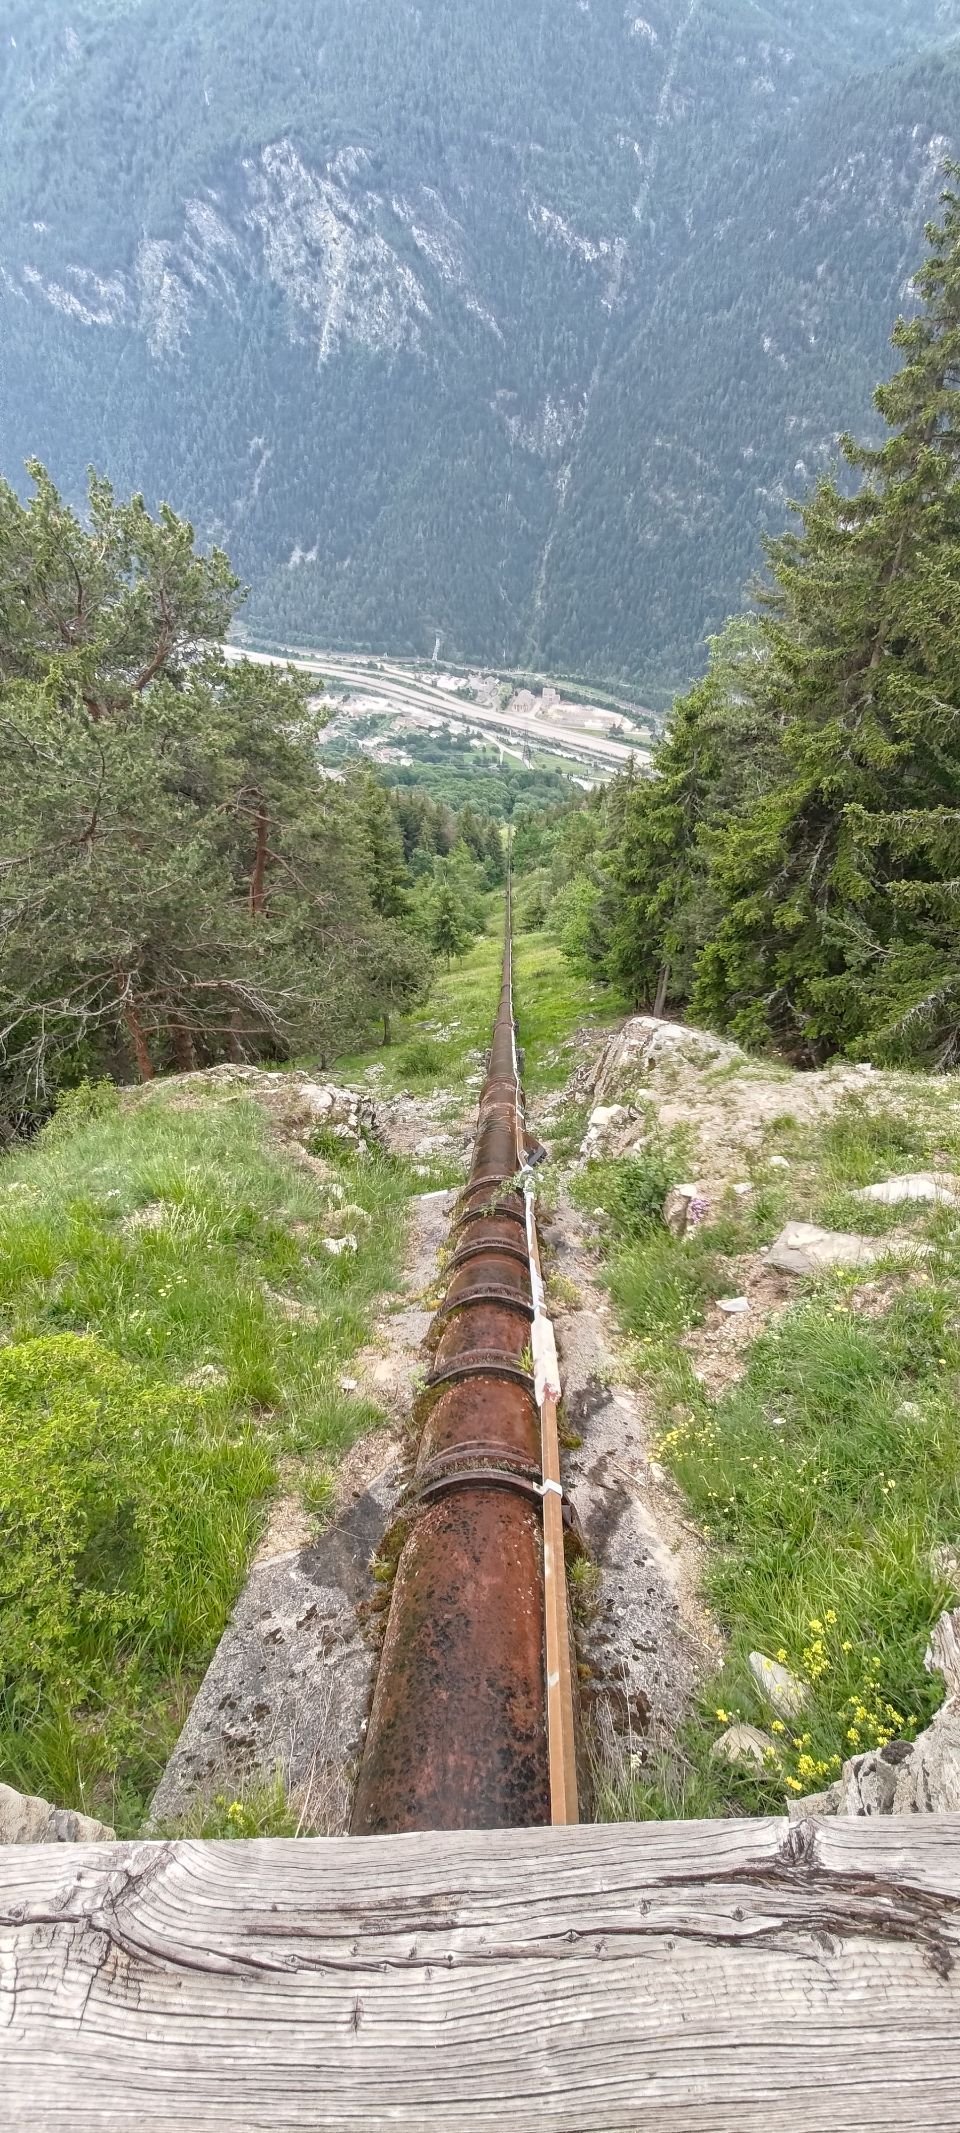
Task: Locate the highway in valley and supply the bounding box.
[224,644,651,774]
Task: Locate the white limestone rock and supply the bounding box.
[663,1183,703,1238]
[851,1172,960,1208]
[0,1783,114,1845]
[766,1219,929,1276]
[749,1652,809,1720]
[711,1724,777,1770]
[931,1543,960,1594]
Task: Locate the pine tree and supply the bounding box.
[428,875,470,967]
[0,466,433,1113]
[696,173,960,1065]
[607,621,778,1012]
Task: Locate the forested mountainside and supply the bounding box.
[524,177,960,1070]
[1,0,960,695]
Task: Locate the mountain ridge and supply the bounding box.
[2,0,960,694]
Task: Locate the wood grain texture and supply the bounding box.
[2,1815,960,2131]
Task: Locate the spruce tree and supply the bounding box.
[696,173,960,1065]
[608,620,778,1012]
[429,875,469,967]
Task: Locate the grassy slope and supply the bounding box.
[577,1088,960,1818]
[0,907,618,1836]
[338,904,621,1105]
[0,1080,417,1832]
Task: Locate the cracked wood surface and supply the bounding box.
[1,1815,959,2129]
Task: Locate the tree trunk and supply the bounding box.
[653,961,670,1018]
[225,1013,245,1065]
[169,1014,197,1073]
[116,977,155,1082]
[382,1013,391,1047]
[250,797,269,918]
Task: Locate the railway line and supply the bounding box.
[351,878,579,1831]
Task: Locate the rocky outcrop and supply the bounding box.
[588,1018,746,1103]
[141,1063,383,1157]
[10,143,495,365]
[765,1219,930,1277]
[0,1784,114,1844]
[791,1607,960,1820]
[580,1102,640,1158]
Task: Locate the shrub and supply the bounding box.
[0,1333,273,1716]
[397,1037,445,1081]
[42,1078,121,1142]
[576,1136,683,1243]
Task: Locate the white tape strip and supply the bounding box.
[538,1478,563,1499]
[532,1310,562,1408]
[523,1178,562,1402]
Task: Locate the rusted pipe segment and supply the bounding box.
[433,1288,534,1327]
[412,1468,553,1514]
[471,1119,520,1176]
[479,1082,521,1109]
[450,1232,529,1268]
[442,1249,532,1315]
[455,1180,525,1216]
[416,1377,539,1479]
[430,1297,530,1370]
[350,879,577,1836]
[451,1206,526,1249]
[349,1491,549,1834]
[424,1351,535,1396]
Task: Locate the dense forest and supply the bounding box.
[0,474,513,1127]
[2,1,960,696]
[527,184,960,1070]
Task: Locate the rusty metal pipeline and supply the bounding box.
[350,879,579,1834]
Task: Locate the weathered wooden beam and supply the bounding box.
[1,1815,959,2129]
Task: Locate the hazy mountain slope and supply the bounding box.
[1,0,959,694]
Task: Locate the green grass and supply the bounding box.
[337,901,621,1105]
[155,1773,299,1839]
[336,904,505,1106]
[512,933,621,1096]
[579,1085,960,1817]
[0,1079,417,1831]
